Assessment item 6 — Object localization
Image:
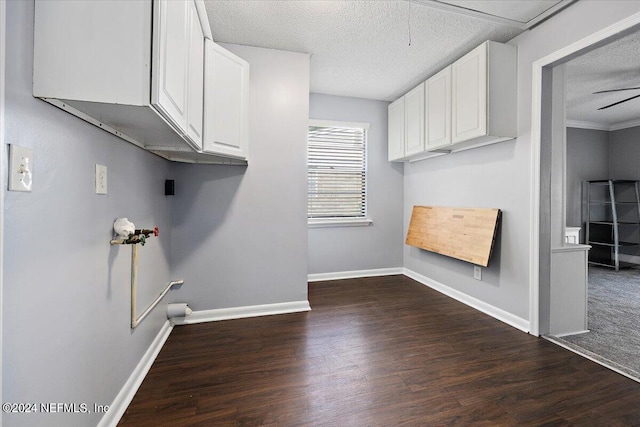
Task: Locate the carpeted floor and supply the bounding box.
[550,266,640,381]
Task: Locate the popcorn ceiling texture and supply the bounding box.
[566,30,640,128]
[204,0,522,101]
[206,1,640,126]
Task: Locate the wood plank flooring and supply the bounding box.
[119,275,640,426]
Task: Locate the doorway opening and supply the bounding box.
[532,12,640,383]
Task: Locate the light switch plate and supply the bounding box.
[95,164,107,194]
[473,265,482,281]
[8,145,33,192]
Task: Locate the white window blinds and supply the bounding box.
[308,122,368,220]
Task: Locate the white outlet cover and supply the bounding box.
[8,144,33,192]
[95,164,108,194]
[473,265,482,281]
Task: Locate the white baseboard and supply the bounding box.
[98,320,173,427]
[553,329,589,338]
[403,268,530,333]
[308,267,404,282]
[172,300,311,325]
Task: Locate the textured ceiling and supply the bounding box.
[202,0,640,126]
[566,30,640,129]
[205,0,638,125]
[204,0,531,101]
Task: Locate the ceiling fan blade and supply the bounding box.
[598,93,640,110]
[593,86,640,94]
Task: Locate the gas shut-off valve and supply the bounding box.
[111,217,159,246]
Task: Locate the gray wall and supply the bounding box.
[6,1,640,425]
[308,94,404,274]
[566,127,610,238]
[3,8,310,427]
[403,0,640,323]
[564,125,640,244]
[4,1,173,426]
[0,0,6,413]
[170,45,310,309]
[404,134,527,317]
[609,126,640,263]
[610,126,640,180]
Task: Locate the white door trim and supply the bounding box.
[529,11,640,336]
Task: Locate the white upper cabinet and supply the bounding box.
[186,2,205,149]
[404,82,425,157]
[33,0,248,164]
[388,97,405,162]
[452,43,487,143]
[33,0,152,105]
[425,66,452,150]
[152,0,190,138]
[151,0,204,150]
[451,41,517,149]
[388,84,444,162]
[203,40,249,160]
[387,40,516,162]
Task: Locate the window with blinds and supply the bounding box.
[308,121,368,221]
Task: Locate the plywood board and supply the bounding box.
[406,206,501,267]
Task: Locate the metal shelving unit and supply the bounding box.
[585,180,640,270]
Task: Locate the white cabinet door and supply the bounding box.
[203,39,249,159]
[152,0,189,135]
[388,97,405,161]
[452,42,487,143]
[185,1,204,149]
[33,0,152,106]
[404,82,425,157]
[426,66,451,150]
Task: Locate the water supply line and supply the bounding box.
[110,218,186,329]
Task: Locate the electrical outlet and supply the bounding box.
[95,164,108,194]
[8,145,33,192]
[474,266,482,281]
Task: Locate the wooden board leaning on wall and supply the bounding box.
[406,206,501,267]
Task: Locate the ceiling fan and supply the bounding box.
[594,86,640,110]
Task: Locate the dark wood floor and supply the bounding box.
[119,275,640,426]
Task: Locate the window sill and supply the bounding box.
[308,218,373,228]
